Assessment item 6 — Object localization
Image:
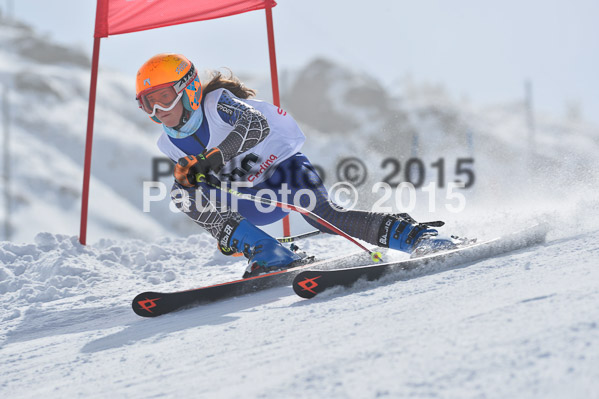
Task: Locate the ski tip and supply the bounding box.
[292,271,325,299]
[132,292,164,317]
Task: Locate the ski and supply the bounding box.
[292,224,549,299]
[132,250,369,317]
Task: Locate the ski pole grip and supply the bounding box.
[196,173,206,183]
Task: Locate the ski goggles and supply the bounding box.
[137,83,183,118]
[136,64,198,117]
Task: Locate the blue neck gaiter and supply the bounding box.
[163,107,204,139]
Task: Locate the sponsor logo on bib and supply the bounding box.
[247,154,278,182]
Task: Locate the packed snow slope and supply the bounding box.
[1,215,598,398]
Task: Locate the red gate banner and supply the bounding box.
[95,0,276,37]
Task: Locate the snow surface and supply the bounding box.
[1,13,599,399]
[1,221,599,398]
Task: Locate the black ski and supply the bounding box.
[293,224,549,299]
[132,250,368,317]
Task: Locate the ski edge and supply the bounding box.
[292,224,549,299]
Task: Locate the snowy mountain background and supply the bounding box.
[1,15,598,244]
[1,13,598,399]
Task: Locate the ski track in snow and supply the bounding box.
[1,227,598,398]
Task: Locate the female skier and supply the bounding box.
[135,53,457,277]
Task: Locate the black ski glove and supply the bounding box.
[174,148,225,187]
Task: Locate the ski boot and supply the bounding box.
[218,218,307,278]
[410,232,470,258]
[380,214,463,258]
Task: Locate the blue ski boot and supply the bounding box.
[379,214,461,257]
[218,218,303,278]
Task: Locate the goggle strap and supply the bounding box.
[173,64,197,93]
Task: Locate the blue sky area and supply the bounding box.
[4,0,599,124]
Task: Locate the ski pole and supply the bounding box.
[277,229,322,243]
[196,173,383,263]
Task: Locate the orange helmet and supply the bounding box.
[135,53,202,123]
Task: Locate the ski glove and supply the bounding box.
[174,148,225,187]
